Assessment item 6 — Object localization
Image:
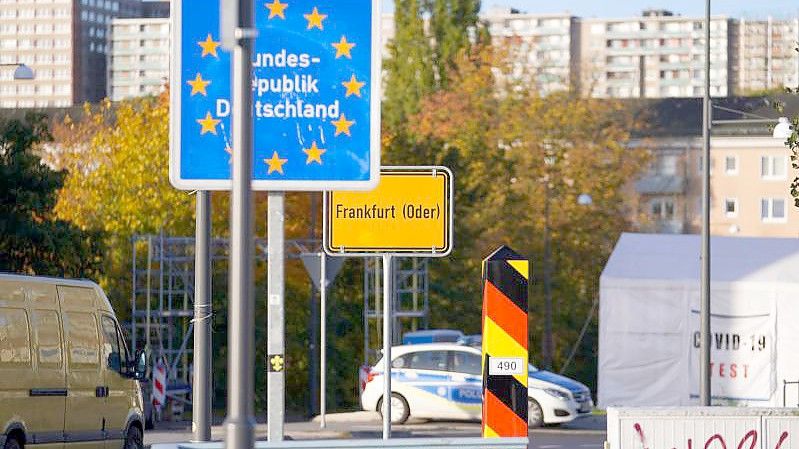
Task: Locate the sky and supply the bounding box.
[384,0,799,19]
[481,0,799,19]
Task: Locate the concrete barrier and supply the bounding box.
[607,407,799,449]
[152,437,528,449]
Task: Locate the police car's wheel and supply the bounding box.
[528,399,544,428]
[377,393,410,424]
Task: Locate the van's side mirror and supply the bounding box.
[132,350,147,380]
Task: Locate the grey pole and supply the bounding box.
[267,192,286,441]
[542,175,553,370]
[146,236,152,356]
[700,0,712,407]
[382,254,392,439]
[320,252,327,429]
[193,191,212,442]
[132,240,137,355]
[224,0,256,445]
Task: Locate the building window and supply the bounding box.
[724,155,738,175]
[725,198,738,217]
[761,198,786,222]
[761,155,786,179]
[650,198,675,219]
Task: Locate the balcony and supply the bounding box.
[635,175,686,195]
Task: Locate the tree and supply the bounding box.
[0,112,103,277]
[48,93,354,414]
[409,44,648,389]
[382,0,481,131]
[784,49,799,206]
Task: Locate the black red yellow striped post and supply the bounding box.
[481,246,529,438]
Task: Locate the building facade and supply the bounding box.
[733,17,799,94]
[578,10,732,98]
[107,16,168,101]
[707,136,798,237]
[0,0,140,108]
[631,97,799,237]
[481,7,577,94]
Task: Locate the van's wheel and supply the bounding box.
[123,426,143,449]
[3,436,21,449]
[377,393,410,425]
[528,399,544,428]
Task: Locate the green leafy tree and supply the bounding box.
[382,0,481,131]
[0,112,103,277]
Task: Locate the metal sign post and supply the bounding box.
[224,0,257,446]
[319,252,327,429]
[267,192,286,441]
[192,190,212,442]
[381,255,393,439]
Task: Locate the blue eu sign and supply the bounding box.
[170,0,380,191]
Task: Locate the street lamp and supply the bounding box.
[773,117,793,139]
[1,63,34,80]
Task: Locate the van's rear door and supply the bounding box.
[59,286,105,449]
[28,281,67,449]
[0,280,38,444]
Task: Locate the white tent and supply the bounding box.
[598,233,799,408]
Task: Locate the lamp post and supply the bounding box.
[1,63,34,80]
[701,0,788,402]
[700,0,711,407]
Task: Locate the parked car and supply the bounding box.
[360,343,592,427]
[0,274,147,449]
[402,329,464,345]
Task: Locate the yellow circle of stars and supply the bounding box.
[188,2,368,173]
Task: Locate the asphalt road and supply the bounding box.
[143,412,607,449]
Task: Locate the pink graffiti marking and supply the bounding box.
[704,434,727,449]
[774,431,789,449]
[736,430,757,449]
[631,423,787,449]
[634,422,649,449]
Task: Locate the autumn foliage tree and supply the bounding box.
[405,44,648,387]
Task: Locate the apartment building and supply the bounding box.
[107,17,169,101]
[631,97,799,237]
[0,0,141,108]
[579,10,732,98]
[733,17,799,94]
[481,7,577,93]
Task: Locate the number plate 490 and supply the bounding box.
[489,357,525,376]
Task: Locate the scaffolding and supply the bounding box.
[362,257,429,365]
[130,234,429,419]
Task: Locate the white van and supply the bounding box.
[0,274,146,449]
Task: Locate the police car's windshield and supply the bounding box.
[529,363,539,372]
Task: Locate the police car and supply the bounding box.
[359,343,593,427]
